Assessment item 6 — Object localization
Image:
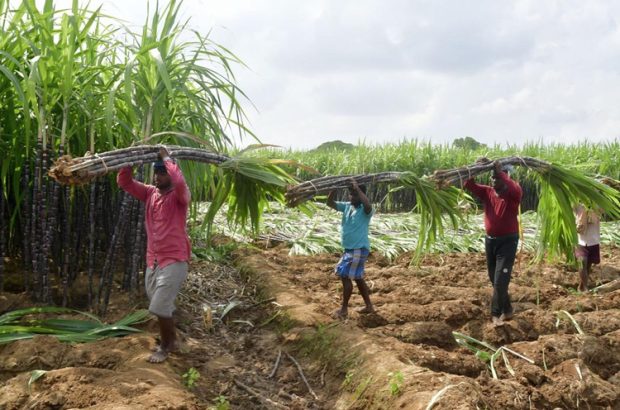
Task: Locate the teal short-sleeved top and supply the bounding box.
[335,201,373,250]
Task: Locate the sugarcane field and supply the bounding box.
[2,1,620,409]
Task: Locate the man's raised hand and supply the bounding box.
[158,145,170,161]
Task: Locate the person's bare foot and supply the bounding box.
[356,306,376,314]
[148,341,183,363]
[500,312,513,321]
[491,316,505,327]
[148,348,169,363]
[331,309,348,320]
[152,341,180,353]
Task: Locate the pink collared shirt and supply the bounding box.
[117,159,191,269]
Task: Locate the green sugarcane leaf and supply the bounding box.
[36,319,101,332]
[0,325,73,335]
[489,348,503,379]
[0,333,35,344]
[475,350,491,363]
[85,324,142,335]
[112,309,150,327]
[0,307,74,325]
[28,370,47,393]
[220,301,241,320]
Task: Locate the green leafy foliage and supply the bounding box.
[182,367,200,389]
[0,307,149,344]
[397,173,465,260]
[452,137,486,150]
[387,371,404,396]
[311,140,355,152]
[533,163,620,263]
[210,395,231,410]
[204,202,620,261]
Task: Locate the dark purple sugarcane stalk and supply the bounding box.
[98,191,133,316]
[87,180,97,309]
[38,138,54,303]
[70,189,85,283]
[60,183,71,306]
[122,196,137,290]
[129,166,145,292]
[0,180,5,291]
[30,140,42,294]
[20,161,32,290]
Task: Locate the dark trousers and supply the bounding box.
[485,234,519,317]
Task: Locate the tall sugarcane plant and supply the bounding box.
[264,140,620,212]
[0,0,286,310]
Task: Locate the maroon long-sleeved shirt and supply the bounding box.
[117,159,191,269]
[464,171,522,237]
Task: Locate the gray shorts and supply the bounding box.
[145,261,188,318]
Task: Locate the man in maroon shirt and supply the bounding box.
[464,159,522,327]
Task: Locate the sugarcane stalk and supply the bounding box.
[0,180,5,291]
[55,145,227,169]
[60,183,72,306]
[71,190,86,282]
[80,150,224,172]
[430,156,552,188]
[58,103,72,303]
[20,160,32,290]
[87,180,97,308]
[285,172,405,206]
[38,127,53,303]
[136,210,147,292]
[129,166,145,292]
[122,196,138,290]
[49,145,231,185]
[30,139,42,291]
[98,191,132,315]
[287,173,400,195]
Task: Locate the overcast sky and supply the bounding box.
[53,0,620,149]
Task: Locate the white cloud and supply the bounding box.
[43,0,620,148]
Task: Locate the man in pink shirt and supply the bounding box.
[117,146,191,363]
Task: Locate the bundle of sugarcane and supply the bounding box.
[600,176,620,191]
[285,171,464,260]
[431,156,620,263]
[49,145,230,185]
[430,156,551,188]
[284,172,405,207]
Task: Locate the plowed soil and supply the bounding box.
[0,258,330,409]
[1,245,619,409]
[240,245,620,409]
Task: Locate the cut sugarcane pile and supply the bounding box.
[284,172,405,207]
[49,145,230,185]
[430,156,551,188]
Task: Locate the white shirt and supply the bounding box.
[574,206,601,246]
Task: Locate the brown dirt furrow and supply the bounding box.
[234,245,620,409]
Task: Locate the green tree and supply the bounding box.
[452,137,486,150]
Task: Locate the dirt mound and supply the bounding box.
[0,335,197,410]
